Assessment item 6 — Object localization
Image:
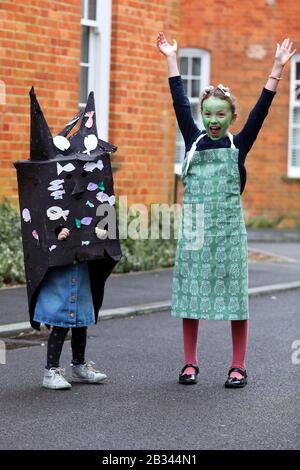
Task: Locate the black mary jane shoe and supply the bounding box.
[224,367,247,389]
[178,364,199,385]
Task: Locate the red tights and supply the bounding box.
[182,318,248,378]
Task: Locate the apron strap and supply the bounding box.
[184,131,236,175]
[227,132,236,149]
[185,132,206,175]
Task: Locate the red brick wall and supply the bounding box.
[109,0,179,205]
[178,0,300,225]
[0,0,178,207]
[1,0,299,224]
[0,1,82,202]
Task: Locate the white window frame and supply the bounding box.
[175,48,210,175]
[80,0,112,140]
[288,53,300,178]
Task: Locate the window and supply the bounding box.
[288,54,300,178]
[80,0,112,139]
[175,49,210,174]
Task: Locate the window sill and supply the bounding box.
[281,175,300,183]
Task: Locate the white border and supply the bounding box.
[80,0,112,140]
[288,53,300,178]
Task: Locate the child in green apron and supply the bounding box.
[157,33,296,388]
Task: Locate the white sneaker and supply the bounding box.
[43,367,72,390]
[71,361,107,383]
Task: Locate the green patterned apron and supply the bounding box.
[171,132,249,321]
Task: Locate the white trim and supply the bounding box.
[96,0,112,140]
[288,54,300,178]
[174,163,182,175]
[81,18,98,27]
[80,0,112,140]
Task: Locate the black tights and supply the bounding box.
[46,326,87,369]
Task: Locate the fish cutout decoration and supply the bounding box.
[49,245,57,252]
[57,162,75,176]
[32,230,39,242]
[83,134,98,155]
[87,182,98,191]
[108,195,116,206]
[75,217,93,228]
[53,135,70,151]
[81,240,90,246]
[48,179,64,191]
[50,190,66,200]
[47,206,70,221]
[96,191,109,203]
[83,160,103,172]
[22,208,31,223]
[84,111,95,129]
[95,192,115,205]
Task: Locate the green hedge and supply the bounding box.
[0,199,26,286]
[0,199,177,286]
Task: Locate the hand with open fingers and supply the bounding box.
[58,228,70,240]
[275,38,297,67]
[156,31,177,57]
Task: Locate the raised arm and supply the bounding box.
[156,32,200,150]
[236,38,297,158]
[265,38,296,91]
[156,31,179,77]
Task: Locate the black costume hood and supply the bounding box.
[14,88,122,329]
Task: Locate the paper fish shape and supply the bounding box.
[83,134,98,155]
[57,162,75,176]
[83,160,104,172]
[22,208,31,223]
[53,135,70,151]
[50,190,66,200]
[75,217,93,228]
[49,245,57,252]
[48,179,64,191]
[88,181,105,192]
[81,240,91,246]
[96,192,115,205]
[84,111,95,129]
[87,182,98,191]
[32,230,39,241]
[47,206,70,221]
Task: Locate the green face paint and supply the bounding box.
[201,97,233,140]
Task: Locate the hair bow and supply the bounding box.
[203,85,214,95]
[216,84,231,97]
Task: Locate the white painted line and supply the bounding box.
[248,247,300,264]
[249,281,300,295]
[0,321,31,334]
[99,301,171,320]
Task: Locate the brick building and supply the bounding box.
[0,0,299,225]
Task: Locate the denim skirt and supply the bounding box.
[33,261,95,328]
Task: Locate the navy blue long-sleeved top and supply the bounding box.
[169,76,276,194]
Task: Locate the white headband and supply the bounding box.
[203,83,231,97]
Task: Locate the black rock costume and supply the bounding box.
[14,89,121,330]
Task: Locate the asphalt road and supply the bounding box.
[1,289,299,450]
